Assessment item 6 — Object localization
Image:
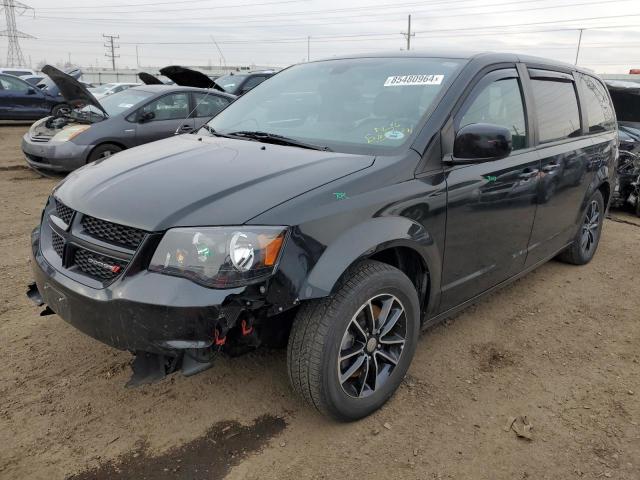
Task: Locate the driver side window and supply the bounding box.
[458,74,528,151]
[141,93,189,121]
[0,76,29,93]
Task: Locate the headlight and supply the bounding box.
[149,226,287,288]
[51,125,91,142]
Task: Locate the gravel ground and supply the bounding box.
[0,124,638,480]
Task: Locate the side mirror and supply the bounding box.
[450,123,513,164]
[139,111,155,123]
[27,87,36,95]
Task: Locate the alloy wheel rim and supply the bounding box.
[580,200,600,254]
[337,293,407,398]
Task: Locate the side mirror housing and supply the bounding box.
[139,111,155,123]
[449,123,513,164]
[27,87,36,95]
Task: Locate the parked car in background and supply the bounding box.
[0,67,36,77]
[213,70,276,95]
[88,82,139,99]
[606,80,640,215]
[22,65,235,172]
[20,74,45,86]
[0,73,70,120]
[27,52,616,421]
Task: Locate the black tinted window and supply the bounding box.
[193,93,230,118]
[531,79,581,143]
[579,75,615,133]
[242,76,266,92]
[459,76,527,150]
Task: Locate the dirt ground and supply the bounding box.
[0,123,638,480]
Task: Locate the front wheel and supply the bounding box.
[287,260,420,421]
[557,189,605,265]
[87,143,123,163]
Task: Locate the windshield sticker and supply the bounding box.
[384,74,444,87]
[365,122,413,144]
[118,103,134,108]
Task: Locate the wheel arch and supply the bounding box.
[297,216,440,319]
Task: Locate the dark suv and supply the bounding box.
[27,52,617,421]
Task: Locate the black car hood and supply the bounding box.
[138,72,164,85]
[41,65,108,117]
[54,135,374,231]
[159,65,225,91]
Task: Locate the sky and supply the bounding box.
[2,0,640,73]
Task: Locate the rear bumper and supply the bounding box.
[29,227,244,355]
[22,134,90,172]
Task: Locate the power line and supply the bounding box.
[103,34,120,70]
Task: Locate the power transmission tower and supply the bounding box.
[0,0,35,67]
[401,14,415,51]
[103,34,120,71]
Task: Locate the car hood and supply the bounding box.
[54,135,374,231]
[138,72,164,85]
[159,65,225,91]
[41,65,108,117]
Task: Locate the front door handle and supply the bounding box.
[518,169,539,180]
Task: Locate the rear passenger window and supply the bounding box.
[193,92,230,118]
[579,75,615,133]
[459,76,528,150]
[530,79,581,143]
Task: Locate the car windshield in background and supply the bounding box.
[93,89,153,116]
[91,84,116,94]
[205,57,464,154]
[214,74,247,92]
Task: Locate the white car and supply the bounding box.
[0,67,37,77]
[88,82,139,99]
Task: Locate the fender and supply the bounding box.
[297,216,441,302]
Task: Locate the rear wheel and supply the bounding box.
[287,260,420,421]
[87,143,122,163]
[557,189,604,265]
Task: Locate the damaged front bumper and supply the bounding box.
[28,226,258,378]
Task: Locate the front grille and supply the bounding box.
[81,215,147,250]
[73,248,128,281]
[55,200,74,225]
[51,231,64,257]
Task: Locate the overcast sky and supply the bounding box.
[3,0,640,73]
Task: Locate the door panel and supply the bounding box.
[0,75,48,119]
[525,137,595,266]
[134,92,193,144]
[440,68,539,312]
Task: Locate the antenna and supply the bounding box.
[0,0,35,67]
[210,36,227,71]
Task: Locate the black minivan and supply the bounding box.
[28,51,617,421]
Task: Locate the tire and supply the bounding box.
[287,260,420,421]
[556,189,604,265]
[87,143,122,163]
[51,103,70,116]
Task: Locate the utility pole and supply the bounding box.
[103,34,120,71]
[136,45,140,68]
[574,28,584,65]
[401,14,415,51]
[307,36,310,62]
[0,0,35,67]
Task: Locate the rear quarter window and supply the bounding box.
[579,75,616,133]
[530,77,581,143]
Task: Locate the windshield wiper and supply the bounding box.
[228,130,332,151]
[200,125,237,138]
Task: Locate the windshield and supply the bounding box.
[90,88,153,116]
[214,74,248,93]
[204,57,464,154]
